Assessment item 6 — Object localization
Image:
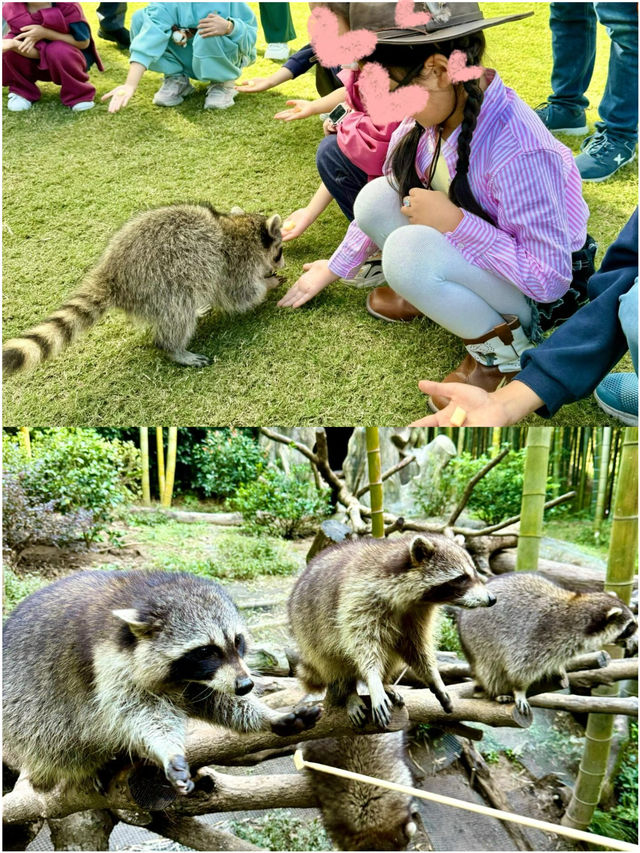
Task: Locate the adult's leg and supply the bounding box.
[258,3,296,43]
[593,2,638,142]
[547,2,596,111]
[619,279,638,374]
[2,49,42,101]
[316,134,368,221]
[44,41,95,106]
[97,3,127,32]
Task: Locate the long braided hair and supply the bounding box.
[363,33,494,225]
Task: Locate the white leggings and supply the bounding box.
[354,177,532,338]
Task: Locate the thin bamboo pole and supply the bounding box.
[562,428,638,832]
[161,428,178,508]
[156,427,166,498]
[139,428,151,506]
[593,427,612,540]
[19,427,31,457]
[365,428,384,539]
[515,427,551,571]
[293,752,635,852]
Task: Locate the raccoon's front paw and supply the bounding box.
[432,687,453,714]
[166,755,194,795]
[347,692,368,727]
[384,688,405,708]
[496,694,514,705]
[514,697,532,718]
[559,670,570,689]
[371,695,393,728]
[271,704,322,736]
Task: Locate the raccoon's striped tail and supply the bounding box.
[3,281,110,377]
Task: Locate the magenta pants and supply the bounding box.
[3,41,95,106]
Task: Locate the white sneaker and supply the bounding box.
[349,258,386,288]
[71,101,95,112]
[264,42,289,61]
[153,75,195,107]
[7,93,32,112]
[204,82,236,110]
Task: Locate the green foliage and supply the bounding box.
[152,530,300,580]
[231,465,332,538]
[590,722,638,844]
[3,567,48,617]
[437,613,462,654]
[190,429,266,499]
[230,810,331,852]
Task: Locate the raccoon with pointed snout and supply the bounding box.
[3,203,284,374]
[3,570,320,795]
[288,534,496,728]
[303,731,418,851]
[457,572,638,717]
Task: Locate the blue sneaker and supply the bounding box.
[534,102,588,135]
[575,132,636,182]
[594,372,638,425]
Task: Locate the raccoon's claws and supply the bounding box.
[166,755,194,796]
[346,693,368,727]
[496,694,514,704]
[372,695,393,729]
[384,688,405,708]
[433,688,453,714]
[271,704,322,736]
[515,697,532,718]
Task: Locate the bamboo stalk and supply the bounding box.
[156,427,165,498]
[293,752,636,852]
[139,428,151,506]
[161,428,178,508]
[562,428,638,832]
[365,428,384,539]
[515,427,552,571]
[593,427,612,540]
[19,427,32,457]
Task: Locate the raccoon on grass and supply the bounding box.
[2,203,284,374]
[457,572,638,717]
[3,570,320,797]
[288,534,496,728]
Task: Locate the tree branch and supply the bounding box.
[454,491,577,537]
[259,428,319,466]
[356,455,416,499]
[447,447,510,527]
[147,813,264,850]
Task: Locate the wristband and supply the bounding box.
[226,18,233,35]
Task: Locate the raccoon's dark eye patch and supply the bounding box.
[422,575,471,602]
[191,644,223,660]
[169,644,225,683]
[235,634,246,656]
[273,246,283,263]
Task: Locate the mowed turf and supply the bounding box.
[3,3,637,426]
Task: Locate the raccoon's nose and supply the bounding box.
[235,676,254,695]
[486,592,497,607]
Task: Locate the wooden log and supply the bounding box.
[528,694,638,716]
[567,660,638,688]
[128,506,243,525]
[566,651,611,671]
[489,552,638,594]
[48,810,114,852]
[147,814,263,851]
[306,520,353,562]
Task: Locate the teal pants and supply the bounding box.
[259,3,295,42]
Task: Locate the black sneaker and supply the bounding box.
[98,27,130,49]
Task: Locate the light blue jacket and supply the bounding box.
[130,3,257,74]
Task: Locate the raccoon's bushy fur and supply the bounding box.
[457,572,637,716]
[3,570,319,794]
[303,732,417,851]
[3,204,284,374]
[288,534,496,727]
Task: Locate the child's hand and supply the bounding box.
[2,38,17,53]
[274,99,314,121]
[400,188,464,233]
[101,83,136,113]
[323,117,338,135]
[277,260,338,308]
[280,209,313,242]
[14,34,38,55]
[236,77,275,93]
[197,13,232,38]
[19,24,48,41]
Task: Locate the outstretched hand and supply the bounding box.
[274,99,315,121]
[280,208,313,242]
[410,380,513,427]
[277,260,338,308]
[101,83,136,113]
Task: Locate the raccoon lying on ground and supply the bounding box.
[3,570,320,795]
[3,203,284,374]
[303,731,417,851]
[457,572,637,717]
[288,535,496,727]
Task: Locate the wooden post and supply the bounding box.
[562,428,638,831]
[156,427,166,499]
[365,428,384,539]
[515,427,551,571]
[161,428,178,508]
[139,428,151,506]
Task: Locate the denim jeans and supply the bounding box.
[619,278,638,374]
[316,133,369,222]
[97,3,127,32]
[548,2,638,142]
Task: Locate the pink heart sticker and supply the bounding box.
[360,63,429,125]
[309,7,377,67]
[447,50,484,83]
[395,0,433,28]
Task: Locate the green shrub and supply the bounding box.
[230,465,332,538]
[590,722,638,844]
[3,567,48,617]
[190,429,266,499]
[230,810,331,851]
[437,612,462,654]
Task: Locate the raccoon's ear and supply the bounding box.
[409,535,436,566]
[230,205,245,215]
[606,607,624,620]
[266,214,282,237]
[112,608,163,638]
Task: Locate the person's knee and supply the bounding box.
[45,40,83,67]
[353,177,396,236]
[315,134,339,179]
[381,226,444,297]
[619,280,638,351]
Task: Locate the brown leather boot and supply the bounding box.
[429,315,534,411]
[366,286,422,322]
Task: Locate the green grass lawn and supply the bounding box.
[3,3,637,426]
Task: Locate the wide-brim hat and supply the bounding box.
[375,2,533,45]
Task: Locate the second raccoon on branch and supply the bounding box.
[3,203,284,375]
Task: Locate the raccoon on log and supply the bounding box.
[457,572,638,717]
[2,204,284,374]
[2,570,320,795]
[288,534,496,727]
[303,731,418,851]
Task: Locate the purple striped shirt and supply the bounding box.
[328,70,589,303]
